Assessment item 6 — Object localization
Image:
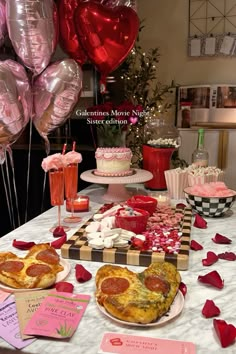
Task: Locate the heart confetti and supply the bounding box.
[190,239,203,251]
[202,251,218,266]
[218,252,236,261]
[193,214,207,229]
[75,264,92,283]
[212,233,232,244]
[12,239,36,250]
[202,299,220,318]
[198,270,224,289]
[213,319,236,348]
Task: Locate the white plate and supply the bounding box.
[97,290,184,327]
[0,258,71,293]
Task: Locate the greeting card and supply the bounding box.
[98,332,196,354]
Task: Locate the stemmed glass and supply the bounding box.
[48,168,70,233]
[63,162,81,223]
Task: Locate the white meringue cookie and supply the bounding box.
[85,221,101,233]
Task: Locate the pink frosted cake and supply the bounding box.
[94,147,133,177]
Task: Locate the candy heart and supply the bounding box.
[213,319,236,348]
[74,2,139,83]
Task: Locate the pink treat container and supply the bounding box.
[126,195,157,215]
[115,208,150,234]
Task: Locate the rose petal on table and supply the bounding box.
[212,233,232,244]
[50,234,67,249]
[213,319,236,348]
[179,282,187,297]
[176,203,186,209]
[193,214,207,229]
[218,252,236,261]
[202,299,220,318]
[198,270,224,289]
[55,281,74,293]
[202,251,218,266]
[75,264,92,283]
[190,239,203,251]
[53,226,67,238]
[12,239,36,250]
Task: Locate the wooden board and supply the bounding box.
[61,207,192,270]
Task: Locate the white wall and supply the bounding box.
[137,0,236,86]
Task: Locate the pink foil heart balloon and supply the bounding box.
[33,59,83,154]
[6,0,58,75]
[0,59,31,163]
[75,2,139,84]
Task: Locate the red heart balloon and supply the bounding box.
[58,0,87,65]
[75,2,139,81]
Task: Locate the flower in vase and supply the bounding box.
[88,101,144,147]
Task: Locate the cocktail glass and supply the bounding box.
[49,168,70,233]
[63,163,81,223]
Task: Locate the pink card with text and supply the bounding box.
[99,332,196,354]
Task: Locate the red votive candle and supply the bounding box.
[66,195,89,212]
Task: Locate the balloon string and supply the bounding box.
[3,150,16,229]
[25,73,35,223]
[7,146,20,227]
[1,159,14,230]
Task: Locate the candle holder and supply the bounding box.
[66,195,89,213]
[148,191,171,207]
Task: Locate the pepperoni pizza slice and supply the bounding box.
[0,244,64,289]
[95,262,181,324]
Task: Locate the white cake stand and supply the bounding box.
[80,169,153,202]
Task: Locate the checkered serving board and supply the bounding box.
[61,207,192,270]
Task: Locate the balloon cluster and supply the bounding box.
[0,0,139,160]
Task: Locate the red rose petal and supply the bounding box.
[202,299,220,318]
[53,226,66,238]
[198,270,224,289]
[218,252,236,261]
[50,234,67,249]
[212,233,232,244]
[12,239,36,250]
[55,282,74,293]
[193,214,207,229]
[179,282,187,297]
[202,251,218,266]
[213,319,236,348]
[75,264,92,283]
[190,239,203,251]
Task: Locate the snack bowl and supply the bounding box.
[184,187,236,217]
[126,195,157,215]
[115,207,150,233]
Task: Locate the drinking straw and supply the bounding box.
[72,141,76,151]
[62,143,67,155]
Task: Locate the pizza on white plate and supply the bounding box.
[95,262,181,324]
[0,243,64,289]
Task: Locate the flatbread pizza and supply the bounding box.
[0,244,64,289]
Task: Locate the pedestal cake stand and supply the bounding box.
[80,169,153,202]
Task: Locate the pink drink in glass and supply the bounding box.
[64,163,81,223]
[49,169,64,206]
[64,163,78,200]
